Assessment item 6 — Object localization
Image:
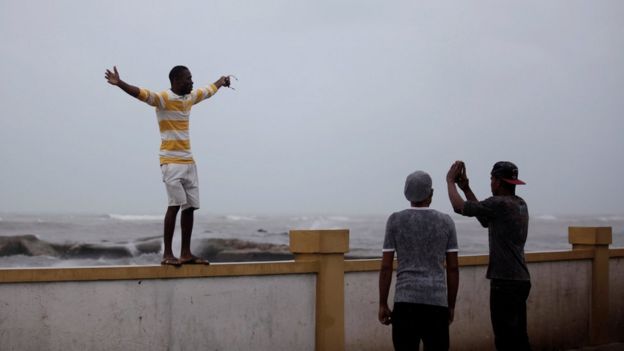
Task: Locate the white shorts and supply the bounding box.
[160,163,200,210]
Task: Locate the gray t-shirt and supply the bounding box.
[463,195,530,281]
[383,207,458,307]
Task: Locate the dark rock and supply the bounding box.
[0,235,59,257]
[135,240,161,254]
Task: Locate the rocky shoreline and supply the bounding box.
[0,235,296,263]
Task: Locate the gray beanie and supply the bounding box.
[404,170,433,203]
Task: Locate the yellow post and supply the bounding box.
[290,229,349,351]
[568,226,612,345]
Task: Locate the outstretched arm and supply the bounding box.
[105,66,140,98]
[191,75,233,105]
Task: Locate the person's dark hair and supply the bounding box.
[412,188,434,207]
[169,65,189,84]
[496,177,516,193]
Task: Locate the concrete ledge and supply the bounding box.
[610,248,624,258]
[0,261,319,284]
[342,255,491,273]
[343,256,491,272]
[1,249,602,282]
[527,249,595,262]
[342,250,597,273]
[459,254,489,266]
[344,259,390,272]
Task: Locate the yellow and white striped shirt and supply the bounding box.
[137,84,218,164]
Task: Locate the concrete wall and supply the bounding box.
[344,260,592,351]
[0,275,316,351]
[525,260,591,349]
[610,256,624,342]
[0,255,617,351]
[344,271,394,350]
[344,266,495,351]
[0,228,621,351]
[450,265,492,350]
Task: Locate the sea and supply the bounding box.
[0,212,623,268]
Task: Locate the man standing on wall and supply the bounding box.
[447,161,531,350]
[105,65,230,266]
[379,170,459,350]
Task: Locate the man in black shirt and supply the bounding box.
[447,160,531,351]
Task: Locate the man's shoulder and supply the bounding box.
[424,208,455,223]
[393,208,453,223]
[140,88,169,95]
[479,195,528,220]
[489,195,527,207]
[477,195,512,207]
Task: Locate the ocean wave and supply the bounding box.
[0,235,294,265]
[223,215,257,221]
[535,214,558,221]
[327,216,351,221]
[0,253,165,268]
[290,215,350,222]
[0,235,161,260]
[107,214,162,221]
[597,216,624,222]
[450,217,476,224]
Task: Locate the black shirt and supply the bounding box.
[463,195,530,281]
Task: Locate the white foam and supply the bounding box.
[327,216,350,221]
[536,214,558,221]
[108,214,162,221]
[598,216,624,222]
[224,215,256,221]
[308,219,343,230]
[450,217,475,224]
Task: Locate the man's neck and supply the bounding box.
[494,189,515,196]
[171,87,185,96]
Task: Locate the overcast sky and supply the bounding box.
[1,1,623,216]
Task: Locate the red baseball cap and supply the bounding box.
[491,161,526,185]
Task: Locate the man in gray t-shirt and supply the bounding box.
[447,161,531,351]
[379,170,459,350]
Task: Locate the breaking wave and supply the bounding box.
[107,214,163,221]
[536,214,558,221]
[0,235,293,266]
[0,235,161,259]
[598,216,624,222]
[223,215,257,221]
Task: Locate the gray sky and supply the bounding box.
[1,0,623,216]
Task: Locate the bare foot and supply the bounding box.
[161,256,182,266]
[180,255,210,265]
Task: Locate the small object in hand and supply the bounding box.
[225,75,238,90]
[456,163,466,183]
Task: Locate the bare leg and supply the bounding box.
[162,205,180,262]
[179,207,195,261]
